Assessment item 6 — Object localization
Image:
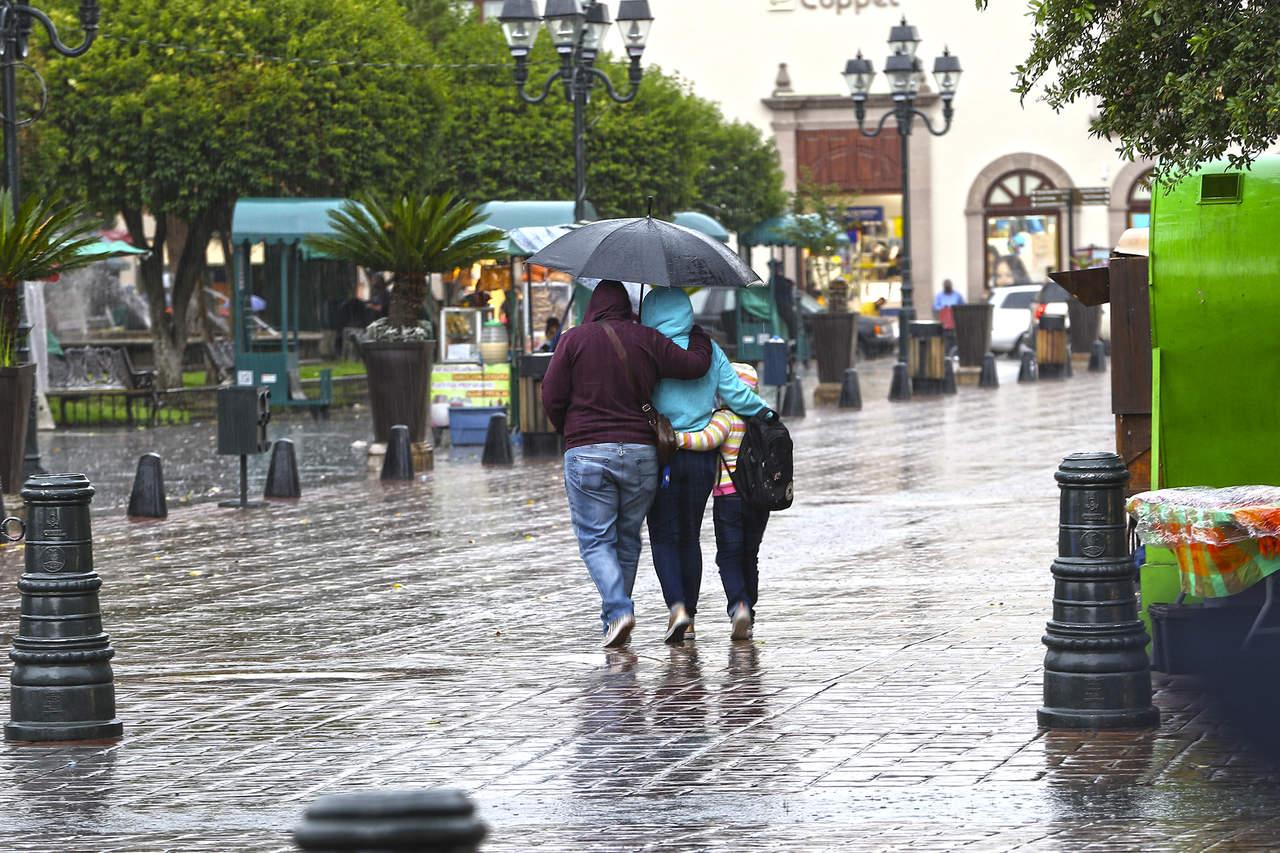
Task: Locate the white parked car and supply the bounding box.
[988,284,1041,353]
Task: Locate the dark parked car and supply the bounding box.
[689,287,896,360]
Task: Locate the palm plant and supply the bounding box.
[306,192,505,340]
[0,190,107,367]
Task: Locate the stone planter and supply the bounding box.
[361,340,435,444]
[810,312,856,385]
[0,363,34,493]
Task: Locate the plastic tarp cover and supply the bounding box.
[1127,486,1280,547]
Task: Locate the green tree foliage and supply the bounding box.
[27,0,442,386]
[305,193,503,337]
[428,20,786,225]
[976,0,1280,182]
[781,168,847,294]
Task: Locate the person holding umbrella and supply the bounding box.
[541,281,713,648]
[642,288,769,643]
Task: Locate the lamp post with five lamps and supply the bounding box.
[497,0,654,224]
[843,18,961,401]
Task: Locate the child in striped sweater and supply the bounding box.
[676,362,769,641]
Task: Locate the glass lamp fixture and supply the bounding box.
[888,17,920,57]
[932,47,962,99]
[884,53,916,96]
[581,1,611,55]
[843,52,875,100]
[544,0,586,52]
[498,0,541,56]
[615,0,653,58]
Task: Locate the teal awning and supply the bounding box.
[77,239,149,258]
[476,200,596,231]
[741,214,850,247]
[673,210,729,242]
[231,198,355,246]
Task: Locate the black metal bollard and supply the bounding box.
[1065,344,1075,378]
[888,361,912,402]
[5,474,123,742]
[381,425,414,481]
[837,367,862,410]
[979,352,999,388]
[481,414,514,466]
[127,453,167,521]
[294,789,487,852]
[781,377,805,419]
[1089,340,1107,372]
[1039,452,1159,729]
[265,439,302,501]
[942,357,957,395]
[1017,350,1038,383]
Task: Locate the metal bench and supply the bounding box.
[205,339,236,385]
[47,346,159,427]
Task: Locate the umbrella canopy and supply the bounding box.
[76,239,149,258]
[672,210,730,243]
[740,214,851,247]
[526,217,763,288]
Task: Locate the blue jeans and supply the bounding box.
[713,493,770,616]
[646,449,718,618]
[564,443,659,633]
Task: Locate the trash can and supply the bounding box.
[810,312,856,384]
[908,321,946,395]
[1066,297,1102,358]
[518,353,562,457]
[1037,314,1068,379]
[951,303,993,368]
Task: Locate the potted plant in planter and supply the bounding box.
[0,190,111,492]
[305,192,503,444]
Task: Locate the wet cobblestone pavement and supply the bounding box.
[2,358,1279,851]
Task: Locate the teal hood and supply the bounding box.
[641,287,767,431]
[641,287,694,347]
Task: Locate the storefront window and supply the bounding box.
[1128,168,1153,228]
[983,170,1060,288]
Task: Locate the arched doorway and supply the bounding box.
[1127,168,1154,228]
[982,169,1061,289]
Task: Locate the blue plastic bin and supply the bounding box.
[448,406,507,445]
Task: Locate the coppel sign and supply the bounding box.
[768,0,901,12]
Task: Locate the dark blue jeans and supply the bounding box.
[713,493,770,616]
[646,449,718,618]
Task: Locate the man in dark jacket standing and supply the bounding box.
[542,281,713,647]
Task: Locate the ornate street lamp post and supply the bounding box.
[3,0,100,476]
[498,0,653,223]
[843,18,961,401]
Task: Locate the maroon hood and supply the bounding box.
[584,280,632,324]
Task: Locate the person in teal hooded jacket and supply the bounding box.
[642,287,768,643]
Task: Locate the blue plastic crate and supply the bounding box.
[447,406,507,445]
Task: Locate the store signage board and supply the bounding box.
[430,363,512,409]
[767,0,902,12]
[1031,187,1112,206]
[845,205,884,222]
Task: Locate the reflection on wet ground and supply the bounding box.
[0,358,1277,851]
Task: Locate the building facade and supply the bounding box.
[639,0,1153,315]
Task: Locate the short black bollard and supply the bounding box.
[265,439,302,501]
[781,377,805,419]
[294,789,487,852]
[1039,452,1159,729]
[1065,345,1074,378]
[5,474,123,742]
[1017,349,1038,383]
[127,453,167,521]
[381,425,414,481]
[888,361,912,402]
[1089,339,1107,372]
[942,357,957,395]
[979,352,999,388]
[837,367,862,410]
[481,414,514,466]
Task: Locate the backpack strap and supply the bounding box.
[600,321,659,425]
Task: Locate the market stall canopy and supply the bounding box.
[740,214,851,247]
[475,200,597,231]
[76,239,149,258]
[672,210,729,243]
[231,198,354,246]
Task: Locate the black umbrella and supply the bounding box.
[526,216,763,288]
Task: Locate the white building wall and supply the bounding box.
[637,0,1140,303]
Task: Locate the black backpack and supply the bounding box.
[726,411,793,513]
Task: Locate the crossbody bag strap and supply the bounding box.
[600,321,656,422]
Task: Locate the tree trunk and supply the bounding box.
[388,272,427,329]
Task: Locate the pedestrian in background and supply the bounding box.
[541,281,713,648]
[641,288,768,644]
[675,362,769,640]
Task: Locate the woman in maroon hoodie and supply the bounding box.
[542,281,713,648]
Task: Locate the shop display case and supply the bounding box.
[439,307,492,363]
